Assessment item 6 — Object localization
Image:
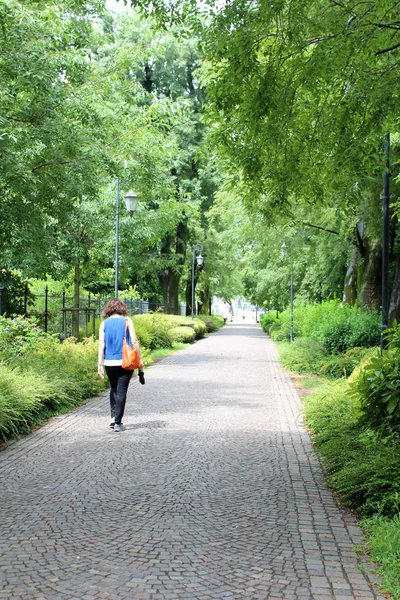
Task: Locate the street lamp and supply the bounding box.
[115,179,139,298]
[381,133,390,353]
[191,243,203,319]
[281,241,293,343]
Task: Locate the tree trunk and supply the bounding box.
[159,269,180,314]
[198,284,210,315]
[342,254,358,306]
[72,259,80,339]
[358,243,382,310]
[185,277,192,317]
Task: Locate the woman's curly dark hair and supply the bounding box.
[102,298,128,318]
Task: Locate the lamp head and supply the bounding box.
[124,190,139,216]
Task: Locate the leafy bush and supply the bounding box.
[0,315,53,360]
[272,300,381,351]
[132,317,153,348]
[348,321,400,435]
[352,347,400,434]
[150,331,172,350]
[196,315,224,333]
[317,347,375,378]
[192,318,207,338]
[260,312,278,333]
[24,337,108,400]
[169,326,196,343]
[299,300,380,352]
[269,322,284,341]
[133,312,207,342]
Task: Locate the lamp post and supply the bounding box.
[191,243,203,319]
[0,284,4,316]
[281,241,293,343]
[381,132,390,353]
[115,179,139,298]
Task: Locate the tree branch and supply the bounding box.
[376,40,400,55]
[302,222,340,235]
[32,160,73,172]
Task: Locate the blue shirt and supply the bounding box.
[104,317,131,364]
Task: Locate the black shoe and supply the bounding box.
[138,370,145,385]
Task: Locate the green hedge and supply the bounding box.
[169,326,196,344]
[196,315,225,332]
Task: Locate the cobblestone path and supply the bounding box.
[0,324,384,600]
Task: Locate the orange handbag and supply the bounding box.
[121,319,142,370]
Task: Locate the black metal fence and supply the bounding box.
[25,287,186,337]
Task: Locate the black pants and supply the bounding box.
[104,366,133,425]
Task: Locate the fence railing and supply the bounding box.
[24,287,186,337]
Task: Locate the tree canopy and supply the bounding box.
[2,0,400,318]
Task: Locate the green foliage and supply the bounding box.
[329,447,400,517]
[25,337,108,402]
[150,331,172,350]
[347,321,400,435]
[272,301,381,351]
[304,382,400,517]
[362,515,400,600]
[196,315,224,332]
[0,315,54,360]
[169,326,196,343]
[352,348,400,434]
[0,337,108,440]
[0,364,58,439]
[260,312,278,333]
[279,338,327,374]
[132,317,153,349]
[280,336,375,379]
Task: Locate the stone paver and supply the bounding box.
[0,324,384,599]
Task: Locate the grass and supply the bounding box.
[362,515,400,599]
[147,342,190,363]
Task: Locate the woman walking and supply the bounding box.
[98,298,143,432]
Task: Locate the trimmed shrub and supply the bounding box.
[150,331,172,350]
[169,326,196,343]
[196,315,224,333]
[132,317,152,348]
[193,318,207,338]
